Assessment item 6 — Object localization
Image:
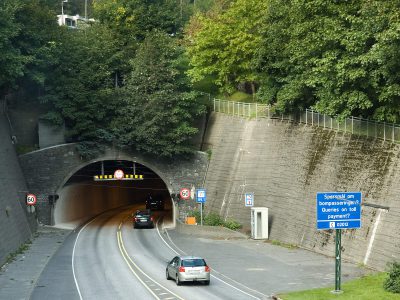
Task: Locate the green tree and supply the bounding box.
[257,0,400,122]
[14,0,61,89]
[114,31,205,157]
[93,0,191,40]
[0,0,60,97]
[0,0,24,94]
[41,24,122,150]
[186,0,266,94]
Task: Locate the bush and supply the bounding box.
[384,261,400,293]
[224,219,242,230]
[186,211,242,231]
[204,212,224,226]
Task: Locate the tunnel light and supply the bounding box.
[93,174,144,181]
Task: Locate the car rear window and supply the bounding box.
[182,259,206,267]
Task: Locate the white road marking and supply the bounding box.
[119,219,185,300]
[156,219,265,300]
[72,216,100,300]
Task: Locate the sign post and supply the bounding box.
[316,192,362,294]
[335,228,342,292]
[196,189,206,226]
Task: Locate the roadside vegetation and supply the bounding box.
[278,264,400,300]
[2,0,400,158]
[1,240,32,269]
[188,211,242,231]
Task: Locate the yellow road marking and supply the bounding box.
[117,216,185,300]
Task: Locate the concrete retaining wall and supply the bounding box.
[0,103,36,266]
[202,113,400,271]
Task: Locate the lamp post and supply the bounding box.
[61,0,68,25]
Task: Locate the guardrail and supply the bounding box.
[213,98,400,143]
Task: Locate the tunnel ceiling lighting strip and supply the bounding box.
[93,174,144,181]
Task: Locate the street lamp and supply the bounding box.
[61,0,68,25]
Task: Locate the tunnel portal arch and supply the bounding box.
[19,143,208,225]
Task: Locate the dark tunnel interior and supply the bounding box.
[53,160,172,228]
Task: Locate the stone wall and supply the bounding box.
[18,144,208,225]
[0,102,36,266]
[202,113,400,271]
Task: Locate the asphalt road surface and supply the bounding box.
[31,206,264,300]
[30,206,368,300]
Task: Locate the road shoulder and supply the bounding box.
[0,225,71,300]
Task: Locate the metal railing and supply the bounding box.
[213,98,400,143]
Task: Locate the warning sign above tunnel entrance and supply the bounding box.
[93,174,144,181]
[114,169,124,179]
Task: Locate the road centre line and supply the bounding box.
[117,230,161,300]
[118,216,184,300]
[156,219,265,300]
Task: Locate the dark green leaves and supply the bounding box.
[115,31,205,157]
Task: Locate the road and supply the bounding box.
[31,206,264,300]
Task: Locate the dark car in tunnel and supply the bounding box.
[145,194,164,210]
[133,210,154,229]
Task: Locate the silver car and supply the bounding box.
[166,256,210,285]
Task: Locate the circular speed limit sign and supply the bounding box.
[114,169,124,180]
[26,194,37,206]
[180,188,191,200]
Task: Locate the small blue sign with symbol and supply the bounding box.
[316,192,362,230]
[196,189,206,203]
[245,193,254,207]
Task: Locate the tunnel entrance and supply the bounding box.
[53,160,173,228]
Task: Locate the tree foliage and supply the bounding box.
[186,0,266,94]
[257,0,400,122]
[114,31,205,157]
[93,0,192,40]
[0,0,24,93]
[41,24,122,145]
[0,0,60,95]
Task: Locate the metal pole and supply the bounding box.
[384,122,386,141]
[85,0,87,20]
[335,229,342,292]
[306,109,308,125]
[352,116,354,134]
[61,1,64,25]
[200,203,203,226]
[393,123,395,142]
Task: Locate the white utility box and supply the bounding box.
[251,207,269,239]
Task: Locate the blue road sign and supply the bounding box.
[316,192,362,230]
[245,193,254,207]
[196,189,206,203]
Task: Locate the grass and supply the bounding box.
[270,240,298,249]
[278,272,400,300]
[2,241,32,267]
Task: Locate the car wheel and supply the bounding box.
[176,274,181,286]
[204,280,210,285]
[166,269,171,280]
